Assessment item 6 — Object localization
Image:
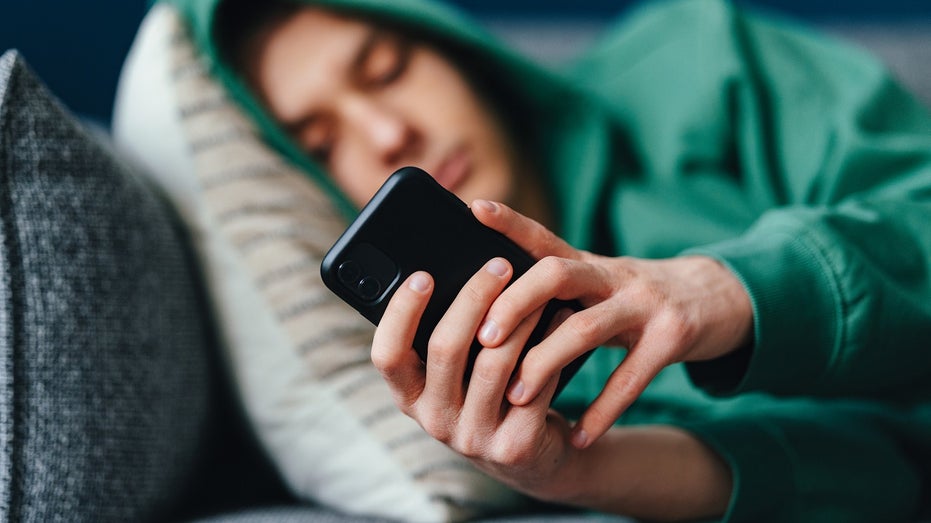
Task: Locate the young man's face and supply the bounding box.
[247,8,520,208]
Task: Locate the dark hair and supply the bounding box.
[212,0,539,176]
[214,0,302,76]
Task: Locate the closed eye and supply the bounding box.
[354,30,411,88]
[288,116,335,165]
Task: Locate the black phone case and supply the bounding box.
[321,166,590,399]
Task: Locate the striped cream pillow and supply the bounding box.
[113,5,529,522]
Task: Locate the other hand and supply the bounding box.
[469,199,753,449]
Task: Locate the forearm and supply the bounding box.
[688,200,931,401]
[548,425,732,522]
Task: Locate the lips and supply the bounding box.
[432,146,471,193]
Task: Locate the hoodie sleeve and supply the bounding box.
[561,4,931,520]
[573,0,931,401]
[679,400,926,523]
[679,3,931,401]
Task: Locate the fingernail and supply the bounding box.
[571,429,589,449]
[479,320,499,344]
[508,380,524,402]
[409,273,430,293]
[474,199,497,213]
[486,258,508,277]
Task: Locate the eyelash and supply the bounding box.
[300,124,334,164]
[363,38,411,88]
[300,38,412,165]
[308,139,333,164]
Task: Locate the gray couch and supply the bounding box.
[0,49,637,523]
[2,13,931,523]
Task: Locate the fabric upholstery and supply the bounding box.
[113,7,531,521]
[188,505,635,523]
[0,50,211,522]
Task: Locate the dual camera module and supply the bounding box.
[335,242,399,304]
[337,260,382,301]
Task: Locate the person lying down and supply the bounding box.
[167,0,931,520]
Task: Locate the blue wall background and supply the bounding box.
[1,0,929,124]
[0,2,150,125]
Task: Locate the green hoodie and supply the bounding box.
[166,0,931,520]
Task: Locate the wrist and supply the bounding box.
[687,255,754,359]
[520,421,590,503]
[555,425,732,521]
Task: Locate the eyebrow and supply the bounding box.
[281,29,383,134]
[350,29,383,75]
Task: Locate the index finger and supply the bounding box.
[470,200,580,261]
[570,334,672,449]
[371,272,433,411]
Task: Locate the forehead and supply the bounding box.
[251,8,375,121]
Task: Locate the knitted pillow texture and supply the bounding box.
[0,50,211,522]
[113,6,529,522]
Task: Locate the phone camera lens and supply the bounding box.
[338,261,362,285]
[357,276,382,301]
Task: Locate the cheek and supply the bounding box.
[330,154,389,207]
[471,112,519,187]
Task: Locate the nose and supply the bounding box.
[343,96,421,167]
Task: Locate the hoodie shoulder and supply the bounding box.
[568,0,737,80]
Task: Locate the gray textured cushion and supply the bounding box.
[0,50,211,521]
[190,505,635,523]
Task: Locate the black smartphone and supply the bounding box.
[321,166,591,399]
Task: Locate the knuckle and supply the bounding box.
[607,367,648,404]
[369,345,396,374]
[657,307,698,346]
[390,394,418,419]
[517,352,548,383]
[539,256,572,283]
[531,222,557,248]
[461,281,489,305]
[451,432,486,459]
[470,350,510,387]
[371,356,410,388]
[565,312,602,345]
[419,414,453,444]
[627,278,660,304]
[612,256,639,279]
[426,331,460,365]
[487,292,521,324]
[489,438,534,468]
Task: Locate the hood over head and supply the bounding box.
[164,0,613,242]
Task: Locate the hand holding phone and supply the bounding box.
[321,166,591,399]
